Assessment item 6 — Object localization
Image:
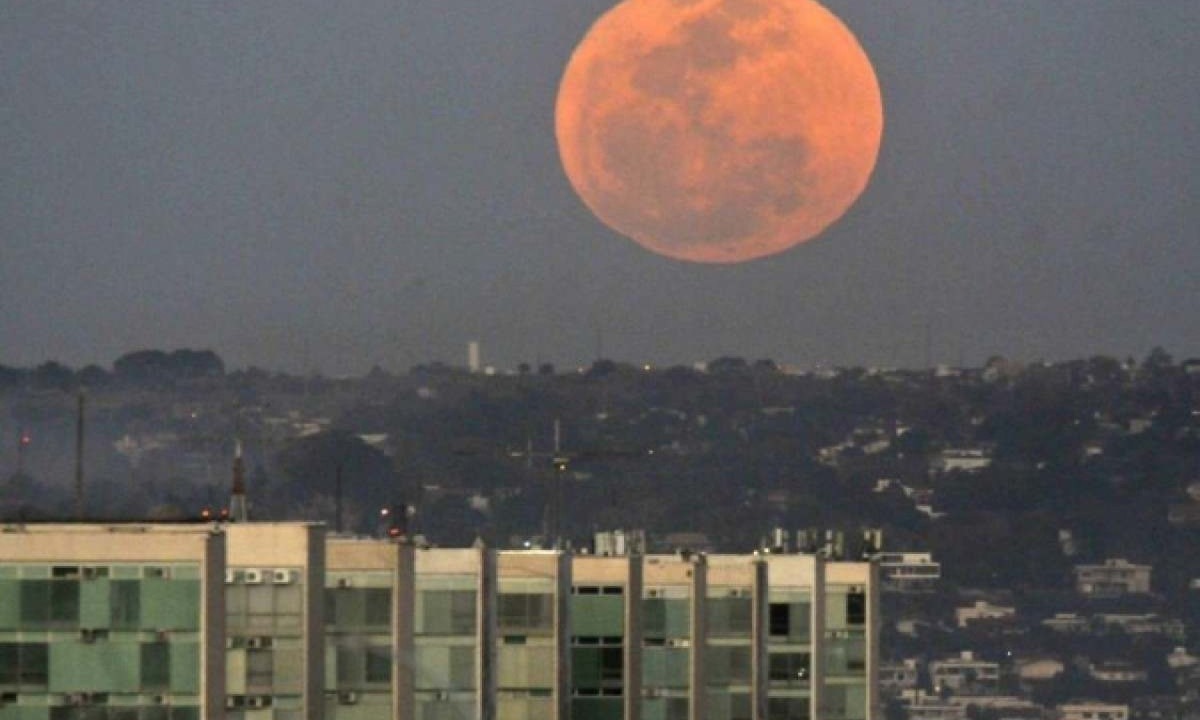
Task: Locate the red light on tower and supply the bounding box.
[19,432,30,446]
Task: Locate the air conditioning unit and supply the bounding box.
[247,696,272,709]
[145,566,171,579]
[152,695,167,705]
[80,629,97,644]
[82,567,100,580]
[244,569,264,584]
[339,691,359,705]
[272,569,292,584]
[336,578,353,589]
[247,636,273,649]
[225,696,245,710]
[224,569,236,585]
[647,589,660,598]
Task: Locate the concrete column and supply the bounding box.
[202,529,227,720]
[555,551,573,720]
[751,559,768,720]
[810,557,826,720]
[690,557,707,720]
[866,560,881,720]
[625,555,644,720]
[304,525,326,720]
[478,546,497,720]
[393,541,415,720]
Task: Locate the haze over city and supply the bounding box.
[3,2,1197,374]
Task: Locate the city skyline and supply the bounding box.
[2,2,1198,375]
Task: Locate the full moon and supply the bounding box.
[555,0,883,264]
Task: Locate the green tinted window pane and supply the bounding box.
[141,642,171,689]
[0,579,19,629]
[418,590,475,635]
[170,709,201,720]
[324,589,338,625]
[825,592,847,628]
[142,580,200,630]
[110,580,140,629]
[21,643,49,685]
[20,581,50,625]
[364,588,392,628]
[769,697,811,720]
[366,646,392,684]
[573,698,623,720]
[707,598,751,637]
[0,644,15,683]
[335,590,366,628]
[643,647,688,689]
[49,581,80,626]
[497,593,553,634]
[572,596,623,637]
[49,642,139,693]
[573,647,603,687]
[450,646,475,689]
[79,579,110,629]
[274,645,305,693]
[338,645,364,685]
[169,642,200,694]
[706,646,752,686]
[276,583,303,617]
[246,648,273,691]
[644,598,689,639]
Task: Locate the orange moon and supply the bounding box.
[555,0,883,263]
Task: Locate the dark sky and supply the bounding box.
[3,2,1197,375]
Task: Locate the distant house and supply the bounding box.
[931,448,993,474]
[955,600,1016,628]
[1058,701,1129,720]
[902,691,968,720]
[1167,646,1199,671]
[1074,558,1152,597]
[1094,613,1186,641]
[877,552,941,592]
[930,651,1001,694]
[879,658,920,694]
[1016,657,1065,682]
[1043,613,1090,633]
[1088,661,1148,683]
[1167,503,1200,528]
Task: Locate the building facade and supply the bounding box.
[0,523,879,720]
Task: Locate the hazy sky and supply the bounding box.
[3,1,1197,374]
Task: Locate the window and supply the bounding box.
[111,580,141,629]
[644,597,690,640]
[768,651,810,685]
[141,642,171,690]
[20,643,48,685]
[706,646,752,686]
[366,646,392,684]
[246,648,274,690]
[20,581,50,625]
[498,593,554,634]
[769,697,811,720]
[365,588,392,627]
[769,603,790,636]
[419,590,476,635]
[707,597,752,637]
[846,592,866,626]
